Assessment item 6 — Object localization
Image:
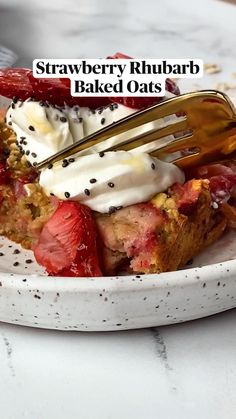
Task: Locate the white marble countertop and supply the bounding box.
[0,0,236,418]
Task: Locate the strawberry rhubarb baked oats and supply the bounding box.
[0,53,236,277]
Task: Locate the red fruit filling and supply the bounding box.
[34,201,102,277]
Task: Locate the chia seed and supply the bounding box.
[84,189,90,196]
[68,158,75,163]
[31,152,37,158]
[151,163,156,170]
[28,125,35,131]
[108,182,115,188]
[89,178,97,184]
[48,163,53,169]
[99,151,105,157]
[60,116,67,123]
[62,159,69,168]
[101,117,106,125]
[108,206,117,214]
[64,191,70,198]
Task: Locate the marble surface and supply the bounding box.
[0,0,236,418]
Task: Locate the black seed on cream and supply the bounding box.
[89,178,97,184]
[108,206,117,214]
[13,261,19,266]
[12,103,15,109]
[108,182,114,188]
[25,150,30,156]
[99,151,105,157]
[33,162,37,166]
[31,152,37,158]
[78,117,83,123]
[101,117,105,125]
[50,192,55,196]
[64,192,70,198]
[8,121,12,126]
[60,116,67,123]
[23,141,27,145]
[84,189,90,196]
[13,96,18,103]
[151,163,156,170]
[29,125,35,131]
[62,159,69,168]
[20,136,26,140]
[13,249,20,254]
[48,163,53,169]
[68,158,75,163]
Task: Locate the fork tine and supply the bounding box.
[36,90,233,170]
[103,118,190,152]
[151,132,198,157]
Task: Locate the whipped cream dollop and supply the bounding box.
[40,151,184,213]
[6,100,138,165]
[6,97,185,213]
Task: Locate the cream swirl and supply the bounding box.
[39,151,184,213]
[6,97,185,213]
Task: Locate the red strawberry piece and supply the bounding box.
[170,181,201,215]
[0,67,110,109]
[0,161,9,185]
[208,175,236,203]
[34,201,102,277]
[107,52,132,59]
[186,162,236,203]
[107,52,180,109]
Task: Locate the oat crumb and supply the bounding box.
[215,82,236,92]
[204,63,221,74]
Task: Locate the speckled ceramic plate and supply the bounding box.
[0,94,236,331]
[0,230,236,331]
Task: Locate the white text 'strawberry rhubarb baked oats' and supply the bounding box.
[1,53,236,277]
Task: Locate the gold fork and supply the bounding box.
[36,90,236,171]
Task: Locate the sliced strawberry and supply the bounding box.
[107,52,180,109]
[107,52,132,59]
[34,201,102,277]
[0,68,110,108]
